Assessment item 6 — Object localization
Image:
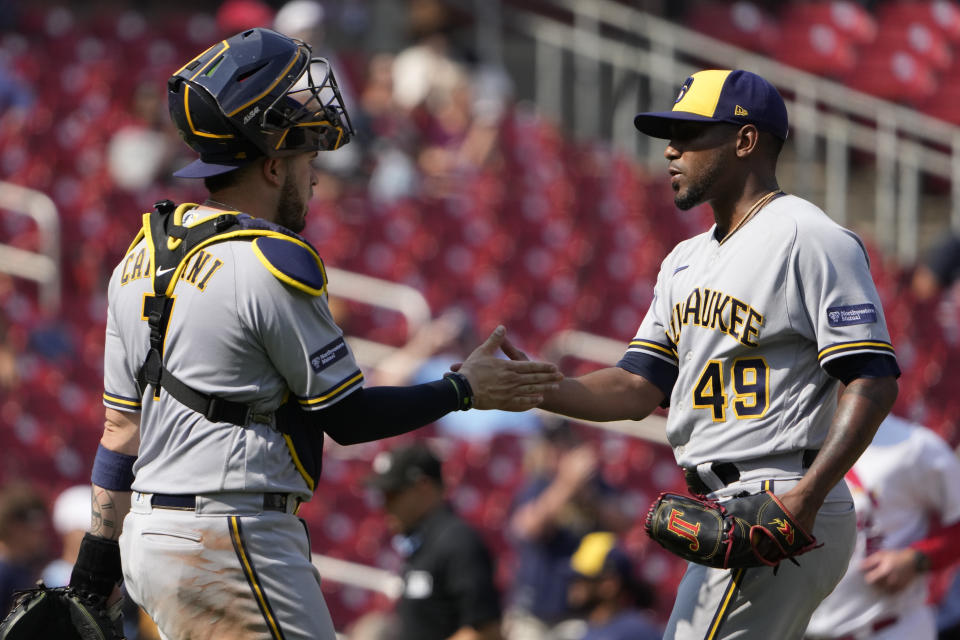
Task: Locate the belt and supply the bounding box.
[151,493,290,513]
[684,449,819,495]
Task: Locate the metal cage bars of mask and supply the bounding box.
[260,55,354,152]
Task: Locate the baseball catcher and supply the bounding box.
[645,489,820,570]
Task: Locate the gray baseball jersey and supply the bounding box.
[102,203,364,501]
[619,194,898,468]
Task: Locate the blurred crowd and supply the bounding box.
[0,0,960,638]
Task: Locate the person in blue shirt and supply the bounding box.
[504,421,630,639]
[567,532,661,640]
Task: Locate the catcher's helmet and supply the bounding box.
[168,27,353,178]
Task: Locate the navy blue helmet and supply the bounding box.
[168,28,353,178]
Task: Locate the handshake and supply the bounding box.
[451,325,563,412]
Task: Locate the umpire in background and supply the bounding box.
[368,443,503,640]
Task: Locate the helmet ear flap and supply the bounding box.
[169,78,235,140]
[169,77,264,166]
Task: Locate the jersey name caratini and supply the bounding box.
[103,205,363,499]
[619,195,897,467]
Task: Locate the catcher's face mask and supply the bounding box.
[168,27,354,178]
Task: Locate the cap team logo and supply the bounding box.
[667,508,702,551]
[675,77,694,104]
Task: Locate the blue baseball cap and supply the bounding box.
[172,157,254,179]
[634,69,788,140]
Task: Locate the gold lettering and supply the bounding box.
[672,302,685,343]
[121,254,134,285]
[683,289,701,326]
[741,308,764,347]
[667,309,681,344]
[729,298,748,340]
[196,259,223,291]
[711,295,730,332]
[185,251,212,284]
[664,287,762,346]
[700,289,716,327]
[130,249,145,280]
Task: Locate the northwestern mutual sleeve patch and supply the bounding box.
[826,303,878,327]
[310,337,349,373]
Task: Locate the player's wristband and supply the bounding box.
[91,444,137,491]
[70,533,123,598]
[443,372,474,411]
[913,549,931,573]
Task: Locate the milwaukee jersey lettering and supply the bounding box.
[666,287,764,347]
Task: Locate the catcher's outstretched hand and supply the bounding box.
[457,326,562,411]
[498,334,530,362]
[449,331,530,370]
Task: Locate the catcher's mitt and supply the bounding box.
[644,490,820,569]
[0,582,124,640]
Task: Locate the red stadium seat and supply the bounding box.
[875,21,952,70]
[773,21,858,77]
[877,1,960,43]
[844,48,937,104]
[780,1,877,45]
[685,1,780,54]
[3,6,960,635]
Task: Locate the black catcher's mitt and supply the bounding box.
[644,490,821,569]
[0,582,124,640]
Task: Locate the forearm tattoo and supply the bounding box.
[91,487,119,540]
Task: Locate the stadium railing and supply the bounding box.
[326,266,432,367]
[455,0,960,263]
[0,181,61,313]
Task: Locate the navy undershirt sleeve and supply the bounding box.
[823,353,901,385]
[617,351,678,408]
[317,380,459,444]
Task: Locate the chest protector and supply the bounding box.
[134,200,325,491]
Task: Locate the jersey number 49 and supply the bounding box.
[692,358,769,422]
